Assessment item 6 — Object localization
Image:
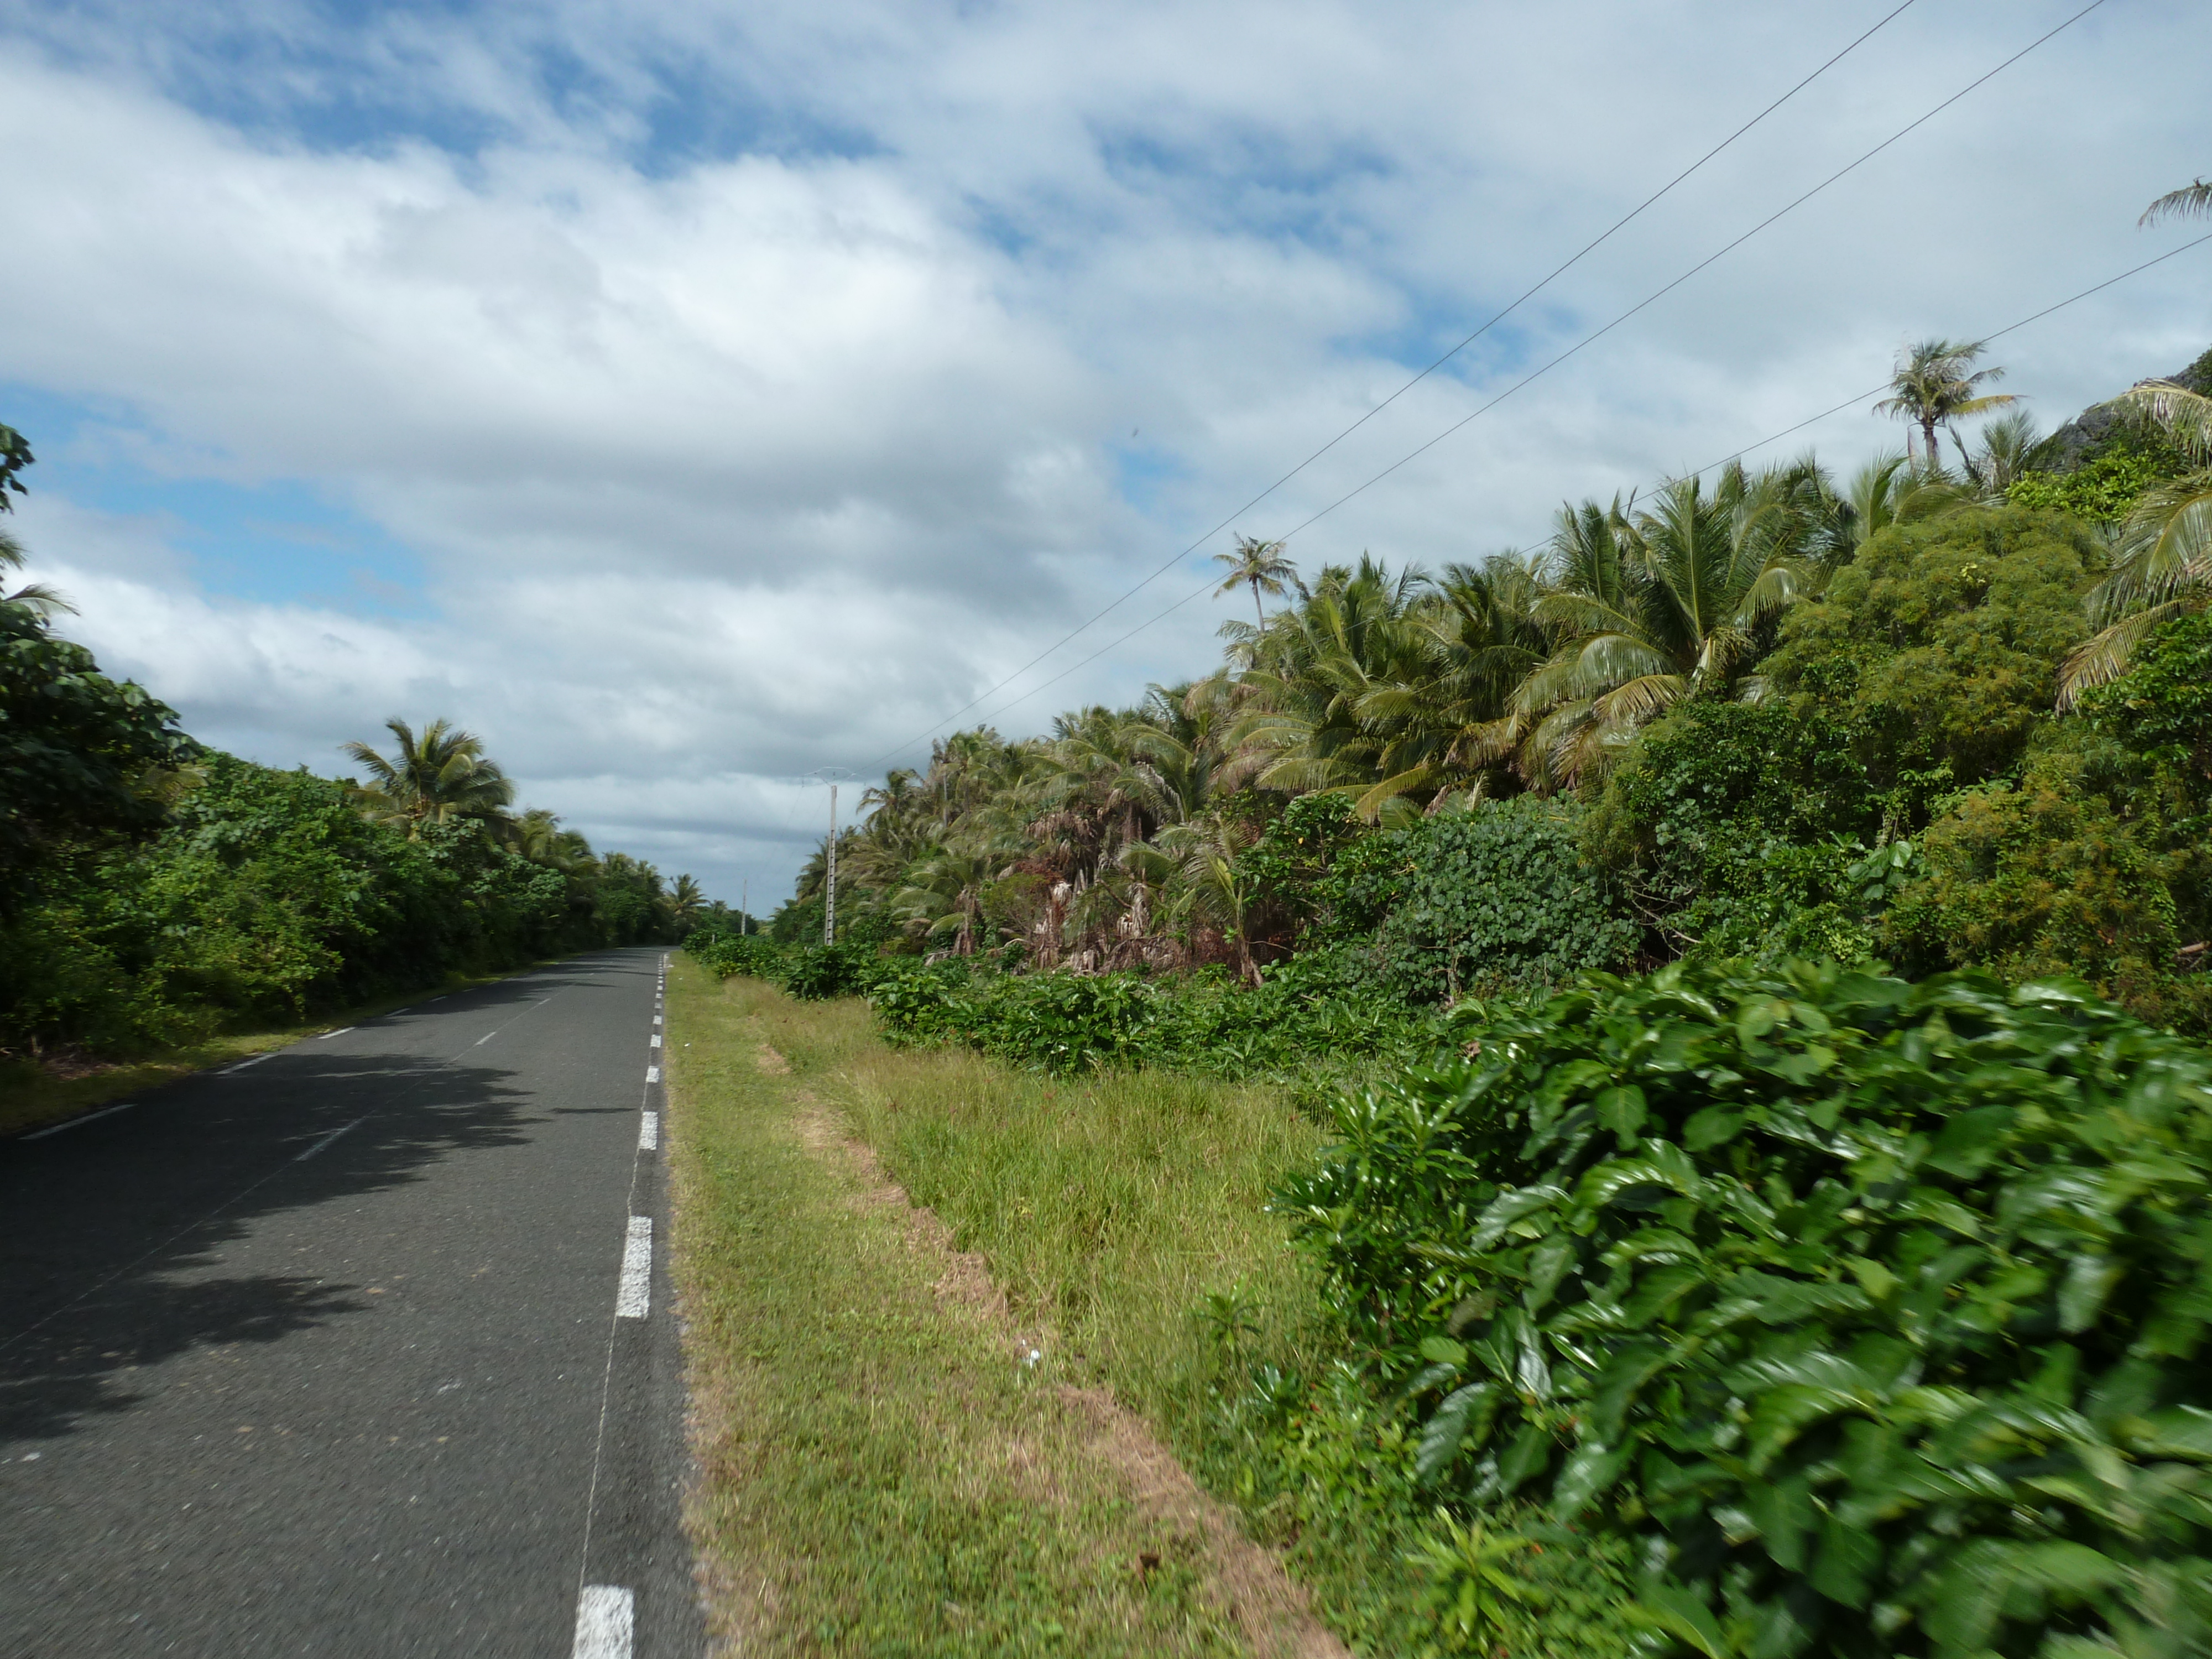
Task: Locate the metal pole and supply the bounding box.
[740,879,748,936]
[823,783,838,947]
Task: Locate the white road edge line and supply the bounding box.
[649,1035,661,1048]
[222,1053,272,1075]
[23,1103,135,1141]
[474,1034,494,1046]
[652,1015,662,1025]
[638,1111,659,1152]
[316,1027,355,1040]
[645,1066,660,1084]
[615,1217,653,1319]
[571,1583,634,1659]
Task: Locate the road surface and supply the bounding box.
[0,947,700,1658]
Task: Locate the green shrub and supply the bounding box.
[1764,508,2098,796]
[2080,607,2212,808]
[1277,958,2212,1659]
[1586,703,1879,964]
[2008,441,2181,524]
[1316,801,1639,1002]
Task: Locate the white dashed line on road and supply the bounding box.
[571,1584,634,1659]
[222,1053,272,1075]
[645,1066,659,1083]
[638,1112,659,1152]
[652,1015,661,1026]
[22,1103,135,1141]
[615,1217,653,1319]
[295,1117,367,1163]
[649,1035,661,1048]
[316,1027,354,1040]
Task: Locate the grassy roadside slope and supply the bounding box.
[0,961,557,1140]
[666,962,1339,1657]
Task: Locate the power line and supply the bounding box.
[957,228,2212,734]
[1260,0,2110,547]
[865,0,1922,769]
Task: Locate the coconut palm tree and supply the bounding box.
[2060,377,2212,702]
[1347,554,1555,814]
[2142,178,2212,226]
[1874,340,2019,470]
[1955,409,2043,499]
[0,530,70,618]
[1212,535,1297,631]
[1514,466,1818,781]
[343,717,516,836]
[1223,555,1429,804]
[668,874,707,930]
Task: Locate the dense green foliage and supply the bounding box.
[1279,960,2212,1659]
[0,599,196,890]
[0,425,694,1062]
[1764,509,2096,795]
[5,754,677,1054]
[1327,801,1641,1001]
[2008,446,2172,523]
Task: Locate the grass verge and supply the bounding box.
[664,961,1345,1657]
[0,960,560,1140]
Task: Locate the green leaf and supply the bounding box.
[1682,1105,1744,1151]
[1743,1472,1816,1572]
[2058,1253,2121,1334]
[1553,1437,1632,1520]
[1626,1583,1729,1659]
[1419,1335,1468,1367]
[1808,1515,1880,1608]
[1414,1383,1493,1484]
[1597,1083,1649,1146]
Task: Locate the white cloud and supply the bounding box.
[1,0,2208,903]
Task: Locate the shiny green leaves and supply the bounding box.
[1280,957,2212,1659]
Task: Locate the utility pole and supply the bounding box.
[824,782,839,947]
[804,768,855,950]
[740,879,748,936]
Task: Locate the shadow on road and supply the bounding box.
[0,1051,537,1448]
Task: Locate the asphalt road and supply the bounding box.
[0,948,701,1658]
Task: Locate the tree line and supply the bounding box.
[0,431,704,1062]
[771,330,2212,1031]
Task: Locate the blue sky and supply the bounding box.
[1,0,2206,904]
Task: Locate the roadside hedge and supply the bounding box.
[1275,958,2212,1659]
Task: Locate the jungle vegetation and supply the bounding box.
[0,423,698,1063]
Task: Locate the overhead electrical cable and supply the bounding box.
[957,227,2212,733]
[865,0,1922,768]
[1256,0,2110,550]
[924,0,2110,745]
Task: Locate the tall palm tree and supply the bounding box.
[2060,377,2212,702]
[2141,178,2212,226]
[668,874,707,930]
[1874,339,2018,470]
[1212,535,1297,631]
[1223,555,1430,805]
[343,717,516,837]
[1515,466,1818,781]
[1347,554,1555,815]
